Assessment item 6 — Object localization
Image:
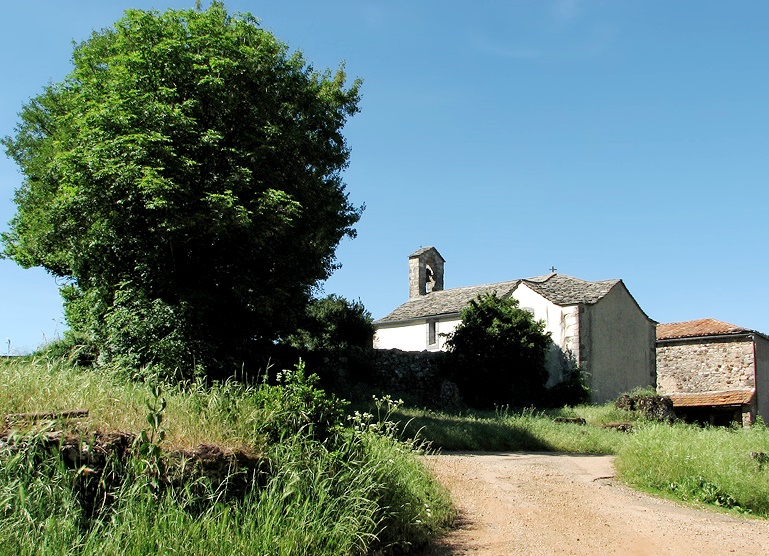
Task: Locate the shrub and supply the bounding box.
[36,330,97,367]
[285,295,374,351]
[545,366,590,407]
[254,359,348,442]
[615,390,675,422]
[444,293,550,409]
[0,358,454,555]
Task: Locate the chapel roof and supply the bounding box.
[523,274,620,306]
[656,318,750,341]
[374,273,621,324]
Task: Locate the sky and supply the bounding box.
[1,1,768,354]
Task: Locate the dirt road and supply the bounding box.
[423,452,769,555]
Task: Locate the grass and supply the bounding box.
[0,356,454,555]
[390,403,640,453]
[1,356,274,452]
[616,421,769,516]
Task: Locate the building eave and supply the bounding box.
[373,312,461,328]
[656,332,755,345]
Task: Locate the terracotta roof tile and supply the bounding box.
[656,319,749,340]
[667,389,755,407]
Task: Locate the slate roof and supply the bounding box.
[656,319,750,341]
[523,274,620,306]
[667,389,755,407]
[410,246,445,261]
[374,273,621,324]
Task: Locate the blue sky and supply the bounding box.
[1,1,768,353]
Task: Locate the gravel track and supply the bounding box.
[423,452,769,555]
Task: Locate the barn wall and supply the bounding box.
[656,336,755,394]
[753,335,769,422]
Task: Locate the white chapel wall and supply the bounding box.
[511,283,578,385]
[373,317,461,352]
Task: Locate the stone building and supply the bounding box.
[656,318,769,425]
[373,246,657,403]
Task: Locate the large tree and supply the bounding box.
[2,2,362,376]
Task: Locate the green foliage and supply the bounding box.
[615,390,676,422]
[284,294,374,351]
[2,2,362,378]
[254,359,348,442]
[0,357,453,555]
[545,366,590,407]
[346,396,455,551]
[36,330,97,367]
[134,382,168,495]
[444,293,551,409]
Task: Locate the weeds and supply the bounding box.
[615,421,769,516]
[0,356,453,555]
[133,382,167,496]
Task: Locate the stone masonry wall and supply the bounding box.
[313,347,452,407]
[368,349,448,405]
[657,338,755,394]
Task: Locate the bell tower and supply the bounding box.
[408,246,445,299]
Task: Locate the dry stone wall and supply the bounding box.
[312,347,458,408]
[657,338,755,394]
[367,348,455,407]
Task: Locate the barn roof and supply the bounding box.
[374,273,621,324]
[656,318,751,341]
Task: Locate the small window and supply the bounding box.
[428,321,437,345]
[522,307,535,316]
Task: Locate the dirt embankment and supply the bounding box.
[423,452,769,556]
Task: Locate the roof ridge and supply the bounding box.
[658,317,740,328]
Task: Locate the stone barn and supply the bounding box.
[656,318,769,426]
[374,246,657,403]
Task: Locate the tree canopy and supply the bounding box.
[285,295,374,351]
[444,294,551,409]
[2,2,362,376]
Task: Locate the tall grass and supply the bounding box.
[616,421,769,516]
[1,356,291,452]
[0,356,454,555]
